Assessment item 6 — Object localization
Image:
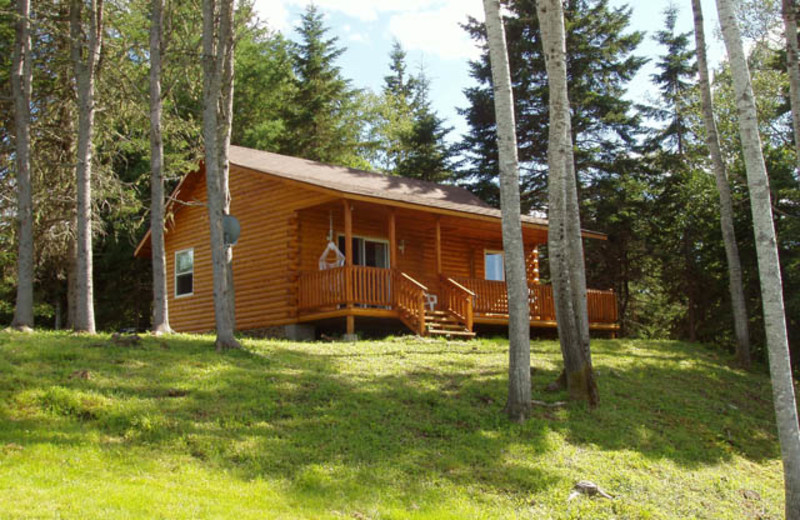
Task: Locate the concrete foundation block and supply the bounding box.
[284,324,316,342]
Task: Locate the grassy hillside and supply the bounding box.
[0,331,784,519]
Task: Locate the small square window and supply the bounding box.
[175,248,194,297]
[485,251,504,281]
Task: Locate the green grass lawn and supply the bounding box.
[0,331,785,519]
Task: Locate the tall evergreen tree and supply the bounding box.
[372,40,417,172]
[647,4,696,156]
[384,40,416,104]
[646,5,704,342]
[459,0,645,210]
[394,71,454,183]
[372,41,453,181]
[284,5,362,167]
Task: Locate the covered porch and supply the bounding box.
[293,198,618,337]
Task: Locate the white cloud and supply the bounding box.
[388,1,483,60]
[258,0,484,61]
[255,0,291,31]
[348,33,369,43]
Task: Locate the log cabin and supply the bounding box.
[134,145,619,340]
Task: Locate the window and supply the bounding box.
[337,235,390,268]
[175,248,194,297]
[484,251,504,281]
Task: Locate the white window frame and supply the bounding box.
[336,233,391,269]
[484,249,505,281]
[174,248,194,298]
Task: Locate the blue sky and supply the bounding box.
[258,0,727,143]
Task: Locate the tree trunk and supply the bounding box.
[202,0,239,350]
[66,234,77,330]
[783,0,800,181]
[537,0,597,405]
[11,0,34,331]
[149,0,171,335]
[716,0,800,516]
[691,0,751,367]
[218,4,236,333]
[70,0,103,334]
[482,0,531,422]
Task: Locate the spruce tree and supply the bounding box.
[647,4,696,156]
[375,41,453,181]
[395,71,454,183]
[646,5,705,343]
[459,0,645,210]
[284,4,361,166]
[384,40,416,104]
[374,40,417,172]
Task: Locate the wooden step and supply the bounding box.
[425,316,458,323]
[427,322,466,331]
[427,329,476,338]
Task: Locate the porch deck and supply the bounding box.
[297,266,619,336]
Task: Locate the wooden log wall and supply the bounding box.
[164,166,333,332]
[165,170,553,333]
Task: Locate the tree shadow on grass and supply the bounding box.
[0,332,783,513]
[528,340,780,467]
[0,333,560,510]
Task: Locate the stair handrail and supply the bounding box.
[440,276,475,332]
[392,270,428,336]
[399,271,428,292]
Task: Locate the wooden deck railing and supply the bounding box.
[440,277,475,331]
[451,278,508,315]
[351,266,392,307]
[298,268,617,328]
[529,283,556,321]
[587,288,618,324]
[298,266,393,310]
[298,267,348,310]
[451,277,617,325]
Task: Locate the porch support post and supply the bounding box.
[346,315,355,338]
[343,199,356,341]
[435,216,442,276]
[344,199,353,306]
[389,209,397,269]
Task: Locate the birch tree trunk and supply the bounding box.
[202,0,239,350]
[67,233,77,329]
[716,0,800,515]
[149,0,171,335]
[482,0,531,422]
[11,0,34,331]
[537,0,597,405]
[783,0,800,180]
[70,0,103,334]
[691,0,751,367]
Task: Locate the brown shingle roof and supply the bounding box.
[230,146,553,228]
[135,147,606,257]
